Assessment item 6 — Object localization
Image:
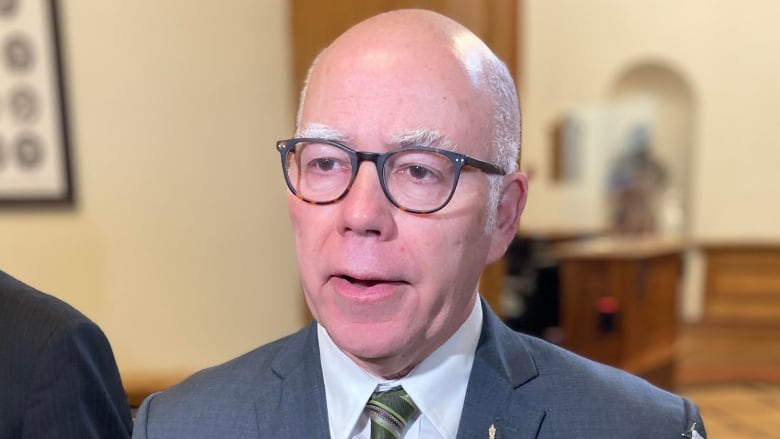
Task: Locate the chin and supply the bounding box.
[331,324,406,359]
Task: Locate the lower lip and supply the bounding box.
[329,276,405,304]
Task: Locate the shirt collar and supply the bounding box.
[318,324,378,439]
[318,296,483,438]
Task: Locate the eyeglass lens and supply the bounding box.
[284,140,458,212]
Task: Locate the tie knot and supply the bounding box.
[366,386,419,438]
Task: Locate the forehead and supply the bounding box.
[299,36,493,154]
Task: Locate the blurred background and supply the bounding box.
[1,0,779,433]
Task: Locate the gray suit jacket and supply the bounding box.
[133,301,705,438]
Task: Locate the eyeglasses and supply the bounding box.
[277,138,505,214]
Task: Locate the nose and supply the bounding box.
[337,161,396,238]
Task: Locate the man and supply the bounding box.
[0,270,133,438]
[133,9,706,438]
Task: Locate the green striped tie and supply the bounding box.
[366,386,420,439]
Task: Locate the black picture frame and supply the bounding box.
[0,0,73,206]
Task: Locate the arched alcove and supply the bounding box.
[608,61,696,236]
[607,61,706,322]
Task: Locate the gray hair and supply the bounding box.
[295,50,323,136]
[483,54,520,233]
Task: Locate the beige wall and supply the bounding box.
[4,0,780,378]
[519,0,780,321]
[0,1,300,377]
[520,0,780,241]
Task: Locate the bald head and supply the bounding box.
[296,9,520,173]
[286,10,528,379]
[326,9,492,88]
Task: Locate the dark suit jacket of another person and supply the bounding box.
[0,270,133,439]
[133,299,705,438]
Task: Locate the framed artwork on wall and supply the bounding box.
[0,0,73,205]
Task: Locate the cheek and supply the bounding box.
[413,224,481,282]
[289,200,326,245]
[413,212,484,255]
[287,197,302,230]
[438,220,491,280]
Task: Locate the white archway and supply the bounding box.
[608,61,696,236]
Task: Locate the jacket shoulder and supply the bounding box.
[134,324,318,436]
[0,270,94,334]
[518,333,702,437]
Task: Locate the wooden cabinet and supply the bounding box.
[677,241,780,385]
[554,238,683,390]
[702,243,780,321]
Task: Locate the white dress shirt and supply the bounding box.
[318,295,483,439]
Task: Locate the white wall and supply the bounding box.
[0,1,300,378]
[520,0,780,241]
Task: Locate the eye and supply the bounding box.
[399,164,439,182]
[389,150,452,184]
[297,143,351,175]
[310,157,337,172]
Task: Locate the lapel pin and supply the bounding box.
[488,423,496,439]
[681,422,703,439]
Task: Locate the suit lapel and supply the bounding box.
[456,301,548,439]
[252,303,547,438]
[255,323,331,437]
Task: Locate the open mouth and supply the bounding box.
[338,274,410,288]
[340,275,384,288]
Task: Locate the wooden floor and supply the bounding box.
[680,382,780,439]
[676,318,780,438]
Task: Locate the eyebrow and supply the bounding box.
[297,123,348,142]
[391,129,456,151]
[297,125,456,151]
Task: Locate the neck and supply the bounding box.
[352,353,421,381]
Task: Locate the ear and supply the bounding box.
[487,172,528,263]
